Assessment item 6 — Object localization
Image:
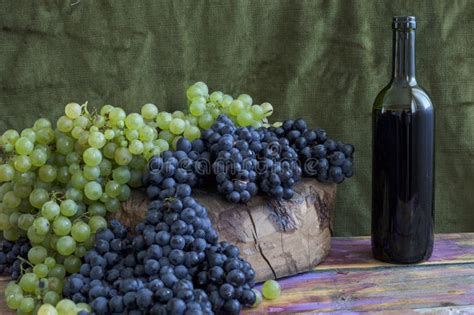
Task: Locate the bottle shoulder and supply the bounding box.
[373,81,434,112]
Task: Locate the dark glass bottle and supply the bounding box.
[371,16,435,264]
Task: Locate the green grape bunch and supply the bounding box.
[0,82,274,313]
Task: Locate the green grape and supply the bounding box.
[261,102,273,116]
[27,226,45,243]
[44,257,56,269]
[189,97,206,116]
[209,107,220,119]
[184,115,198,126]
[30,149,48,167]
[64,255,81,274]
[53,216,72,236]
[56,299,77,315]
[41,200,60,220]
[38,165,57,182]
[13,183,32,198]
[15,171,35,185]
[47,276,64,294]
[88,131,106,149]
[74,245,87,258]
[0,213,11,230]
[125,113,144,129]
[78,131,90,147]
[33,263,49,278]
[100,104,114,116]
[76,303,92,313]
[19,273,39,293]
[251,288,262,307]
[56,116,74,133]
[65,152,80,166]
[65,188,83,202]
[129,169,143,188]
[184,125,201,141]
[28,246,48,264]
[155,139,169,152]
[104,129,115,140]
[129,155,147,170]
[114,147,133,166]
[83,148,102,166]
[158,130,173,143]
[65,102,82,119]
[89,215,107,233]
[129,139,144,155]
[210,91,224,104]
[156,112,173,130]
[49,265,66,280]
[15,137,34,155]
[125,128,139,141]
[56,236,76,256]
[230,100,245,116]
[169,118,185,135]
[117,184,131,201]
[238,93,253,107]
[36,127,55,144]
[112,166,131,184]
[261,279,281,300]
[105,180,121,197]
[141,103,159,120]
[98,159,112,176]
[0,164,15,182]
[71,172,87,190]
[3,227,20,241]
[71,221,91,242]
[93,114,106,128]
[103,142,117,159]
[6,292,23,309]
[138,125,155,142]
[88,202,106,216]
[33,217,50,235]
[67,163,80,175]
[70,126,83,139]
[33,118,52,131]
[5,282,23,296]
[43,293,60,308]
[13,155,32,172]
[3,190,21,208]
[105,198,121,212]
[2,129,20,144]
[250,104,264,119]
[84,182,103,200]
[8,212,20,226]
[60,199,78,217]
[237,111,254,126]
[83,165,100,180]
[172,110,185,118]
[17,213,34,231]
[198,112,214,129]
[186,82,208,100]
[29,188,49,209]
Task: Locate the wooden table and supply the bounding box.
[1,233,473,314]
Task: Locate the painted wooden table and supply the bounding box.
[1,233,473,314]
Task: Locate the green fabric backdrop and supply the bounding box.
[1,0,473,236]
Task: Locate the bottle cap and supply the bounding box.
[392,16,416,30]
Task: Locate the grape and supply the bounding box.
[104,129,115,140]
[189,98,206,116]
[53,216,72,236]
[57,116,74,133]
[184,125,201,141]
[64,255,81,273]
[56,236,76,256]
[237,111,254,126]
[41,201,60,220]
[65,103,82,119]
[198,113,214,129]
[71,221,91,242]
[83,148,102,166]
[84,181,103,201]
[238,94,253,107]
[210,91,224,104]
[19,273,39,293]
[252,289,263,307]
[29,188,49,209]
[33,217,50,235]
[19,296,35,312]
[83,165,100,180]
[14,155,32,172]
[125,128,139,141]
[141,103,159,120]
[33,263,49,278]
[3,191,21,208]
[56,299,77,315]
[44,257,56,269]
[261,280,281,300]
[129,139,144,154]
[5,282,23,296]
[138,125,155,142]
[156,112,173,130]
[261,102,273,116]
[2,129,20,144]
[112,166,131,184]
[28,246,48,264]
[89,215,107,233]
[103,142,117,159]
[159,130,174,143]
[6,293,23,309]
[39,165,57,182]
[38,304,59,315]
[230,100,245,116]
[125,113,145,130]
[60,199,78,217]
[170,118,186,135]
[70,172,87,190]
[105,180,121,197]
[0,164,15,182]
[88,131,106,148]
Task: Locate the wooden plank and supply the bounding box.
[244,264,474,314]
[317,233,474,270]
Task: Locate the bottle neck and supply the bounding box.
[392,29,416,85]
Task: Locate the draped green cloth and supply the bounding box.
[1,0,472,235]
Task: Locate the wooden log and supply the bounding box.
[113,178,336,282]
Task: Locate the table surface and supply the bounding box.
[1,233,473,314]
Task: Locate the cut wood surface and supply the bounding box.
[113,178,337,282]
[1,234,474,314]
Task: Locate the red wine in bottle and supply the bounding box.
[371,16,435,264]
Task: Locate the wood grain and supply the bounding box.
[1,233,473,314]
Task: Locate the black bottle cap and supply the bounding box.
[392,16,416,30]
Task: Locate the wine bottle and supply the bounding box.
[371,16,435,264]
